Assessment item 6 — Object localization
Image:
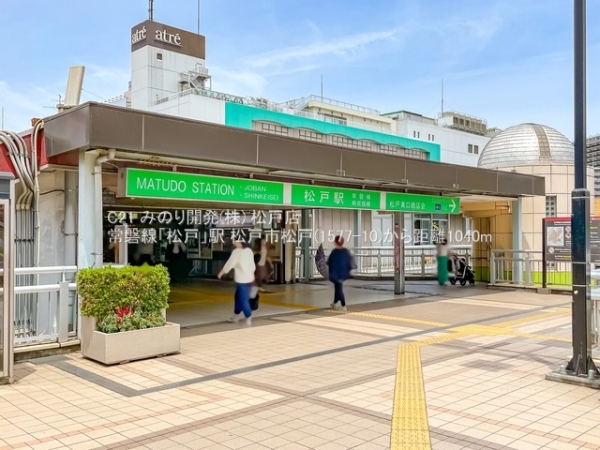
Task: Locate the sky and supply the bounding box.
[2,0,600,139]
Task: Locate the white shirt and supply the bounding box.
[437,244,450,257]
[222,247,256,283]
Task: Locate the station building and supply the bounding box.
[106,19,506,255]
[0,17,548,372]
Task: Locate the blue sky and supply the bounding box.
[2,0,600,139]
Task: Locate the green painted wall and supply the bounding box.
[224,102,442,161]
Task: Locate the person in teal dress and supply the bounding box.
[436,238,454,285]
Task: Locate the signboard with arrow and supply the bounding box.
[385,192,460,215]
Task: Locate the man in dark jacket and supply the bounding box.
[326,236,354,312]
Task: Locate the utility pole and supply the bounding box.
[567,0,598,378]
[149,0,154,21]
[441,79,444,115]
[320,74,324,101]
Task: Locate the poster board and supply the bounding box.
[543,216,600,262]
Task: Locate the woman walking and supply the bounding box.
[250,238,272,309]
[436,238,454,285]
[218,237,256,326]
[326,236,354,312]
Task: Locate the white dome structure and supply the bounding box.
[477,123,574,169]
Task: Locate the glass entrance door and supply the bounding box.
[432,215,449,244]
[414,216,431,245]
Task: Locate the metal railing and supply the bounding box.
[0,266,79,346]
[489,249,574,288]
[295,245,472,280]
[283,95,381,116]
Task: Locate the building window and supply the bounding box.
[331,135,371,151]
[157,53,163,61]
[413,131,417,138]
[379,144,402,155]
[322,113,346,126]
[260,122,289,136]
[545,196,557,217]
[431,134,434,141]
[468,144,480,154]
[404,149,428,160]
[298,129,323,142]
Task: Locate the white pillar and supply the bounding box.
[512,197,523,284]
[64,171,77,267]
[77,150,103,270]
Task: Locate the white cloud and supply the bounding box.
[0,64,129,131]
[0,80,58,131]
[243,28,402,72]
[79,64,130,103]
[209,66,268,97]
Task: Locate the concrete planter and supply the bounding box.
[80,316,180,365]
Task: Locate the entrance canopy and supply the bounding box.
[42,102,545,206]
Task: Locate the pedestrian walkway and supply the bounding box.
[1,284,600,450]
[165,279,416,327]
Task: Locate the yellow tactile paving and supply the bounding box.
[390,344,431,449]
[506,330,571,342]
[491,307,570,328]
[328,310,448,327]
[389,307,572,449]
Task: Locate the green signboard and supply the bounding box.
[125,168,285,204]
[291,184,381,209]
[385,192,460,214]
[123,168,461,214]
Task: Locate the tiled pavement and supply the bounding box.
[1,282,600,449]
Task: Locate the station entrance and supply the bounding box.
[100,167,421,327]
[99,203,389,328]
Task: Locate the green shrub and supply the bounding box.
[77,264,170,332]
[97,310,166,333]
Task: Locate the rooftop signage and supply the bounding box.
[130,20,205,59]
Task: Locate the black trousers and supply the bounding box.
[332,281,346,307]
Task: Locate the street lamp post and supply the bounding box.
[567,0,598,377]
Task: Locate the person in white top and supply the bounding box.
[218,238,256,326]
[436,238,455,285]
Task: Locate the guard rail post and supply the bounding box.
[377,252,382,277]
[490,252,496,285]
[58,281,70,343]
[525,253,532,286]
[421,250,426,277]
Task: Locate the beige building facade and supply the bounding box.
[461,123,589,281]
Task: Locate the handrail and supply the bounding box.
[0,265,77,277]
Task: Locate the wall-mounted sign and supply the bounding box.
[291,185,381,210]
[122,168,285,205]
[154,28,182,47]
[131,26,147,45]
[385,192,459,214]
[130,20,205,59]
[119,168,462,215]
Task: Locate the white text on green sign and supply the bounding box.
[126,169,284,204]
[291,185,381,209]
[385,193,459,214]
